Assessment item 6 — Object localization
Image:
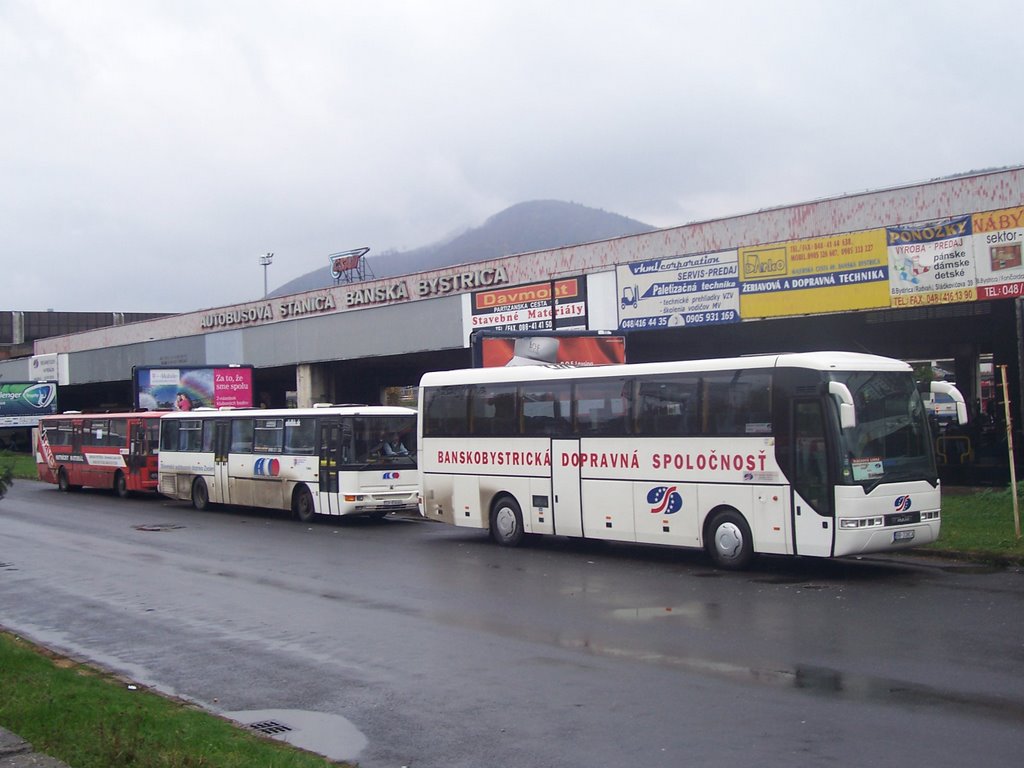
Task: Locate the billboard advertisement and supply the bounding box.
[134,366,254,411]
[0,382,58,427]
[469,277,588,333]
[973,206,1024,301]
[473,332,626,368]
[886,216,976,307]
[739,230,890,319]
[616,251,739,330]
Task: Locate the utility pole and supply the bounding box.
[260,252,274,298]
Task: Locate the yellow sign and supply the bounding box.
[739,230,889,319]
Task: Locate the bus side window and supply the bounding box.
[424,386,469,437]
[161,421,180,452]
[521,382,572,436]
[231,419,254,453]
[180,420,202,452]
[703,370,772,436]
[574,378,631,436]
[636,376,699,436]
[109,419,127,447]
[84,420,108,447]
[201,420,216,452]
[254,419,283,453]
[469,384,517,436]
[284,418,315,454]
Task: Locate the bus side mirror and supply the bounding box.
[828,382,857,429]
[931,381,969,425]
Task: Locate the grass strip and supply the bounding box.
[932,485,1024,560]
[0,631,348,768]
[1,451,36,482]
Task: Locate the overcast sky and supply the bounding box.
[2,1,1021,313]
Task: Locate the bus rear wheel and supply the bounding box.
[293,486,316,523]
[114,471,129,499]
[191,477,210,511]
[705,509,754,570]
[490,495,524,547]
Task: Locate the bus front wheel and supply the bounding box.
[114,471,129,499]
[705,509,754,570]
[293,486,316,523]
[191,478,210,511]
[57,468,78,492]
[490,495,524,547]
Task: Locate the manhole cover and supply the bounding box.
[248,720,293,735]
[132,524,185,532]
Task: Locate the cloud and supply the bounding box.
[1,0,1021,312]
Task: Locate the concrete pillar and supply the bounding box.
[295,363,331,408]
[953,344,979,420]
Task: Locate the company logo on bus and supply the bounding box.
[254,458,281,477]
[382,472,401,480]
[893,495,912,512]
[647,486,682,515]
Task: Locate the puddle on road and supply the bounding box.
[223,708,367,763]
[937,563,1005,575]
[431,607,1024,726]
[556,638,1024,725]
[609,602,720,622]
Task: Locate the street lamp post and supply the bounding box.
[260,252,274,298]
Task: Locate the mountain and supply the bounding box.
[270,200,656,297]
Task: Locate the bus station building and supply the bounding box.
[3,166,1024,480]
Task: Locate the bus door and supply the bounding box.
[213,419,232,505]
[127,420,146,479]
[551,439,584,537]
[791,400,835,557]
[318,421,341,515]
[69,420,85,484]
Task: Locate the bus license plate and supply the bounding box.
[893,530,915,542]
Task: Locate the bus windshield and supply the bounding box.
[834,370,935,487]
[350,415,417,467]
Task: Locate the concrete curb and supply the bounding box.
[0,727,71,768]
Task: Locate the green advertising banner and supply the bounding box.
[0,382,58,427]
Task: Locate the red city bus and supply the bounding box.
[36,412,163,497]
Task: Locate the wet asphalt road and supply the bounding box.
[1,480,1023,768]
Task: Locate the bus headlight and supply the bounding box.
[839,517,884,529]
[344,494,364,502]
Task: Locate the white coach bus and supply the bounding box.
[417,352,966,569]
[159,405,418,521]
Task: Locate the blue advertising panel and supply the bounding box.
[617,251,740,330]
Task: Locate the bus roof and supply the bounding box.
[38,411,165,421]
[418,351,913,388]
[158,405,416,420]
